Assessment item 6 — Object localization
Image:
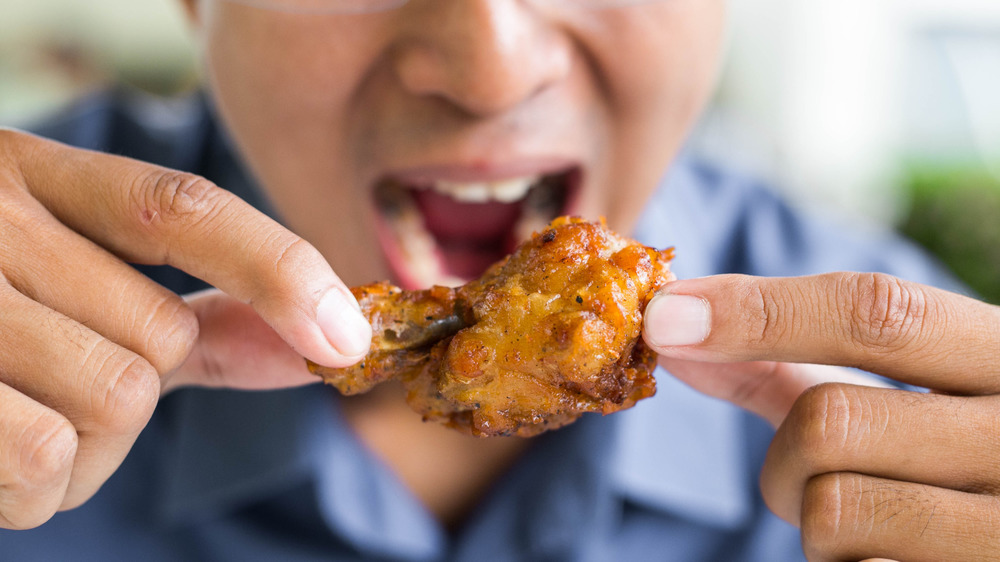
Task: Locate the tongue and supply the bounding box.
[436,245,508,279]
[411,189,522,278]
[412,189,522,241]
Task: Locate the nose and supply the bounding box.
[392,0,572,117]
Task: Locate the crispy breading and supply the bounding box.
[309,216,674,437]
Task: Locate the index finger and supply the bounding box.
[643,272,1000,394]
[8,130,370,367]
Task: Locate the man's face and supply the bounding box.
[187,0,725,288]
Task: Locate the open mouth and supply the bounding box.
[373,167,581,289]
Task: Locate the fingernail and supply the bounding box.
[644,294,711,347]
[316,288,371,358]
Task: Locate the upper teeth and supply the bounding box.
[431,176,538,204]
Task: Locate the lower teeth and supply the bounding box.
[380,185,462,287]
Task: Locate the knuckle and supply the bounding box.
[842,272,928,352]
[738,278,794,349]
[88,349,160,436]
[801,473,854,559]
[16,412,78,492]
[787,383,861,467]
[131,170,228,234]
[804,474,944,560]
[140,294,199,374]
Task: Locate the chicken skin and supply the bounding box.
[309,217,675,437]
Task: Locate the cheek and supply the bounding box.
[610,3,726,118]
[202,11,372,162]
[582,3,726,228]
[198,10,397,284]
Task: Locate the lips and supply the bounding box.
[373,167,579,289]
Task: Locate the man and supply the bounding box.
[2,1,998,560]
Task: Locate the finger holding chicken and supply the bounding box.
[309,216,674,437]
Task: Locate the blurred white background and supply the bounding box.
[712,0,1000,224]
[2,0,998,226]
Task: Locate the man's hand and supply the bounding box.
[643,272,1000,562]
[0,130,371,530]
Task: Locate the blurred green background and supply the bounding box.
[0,0,196,123]
[900,162,1000,303]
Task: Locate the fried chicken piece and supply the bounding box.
[309,216,675,437]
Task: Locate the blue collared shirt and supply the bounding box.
[1,92,964,561]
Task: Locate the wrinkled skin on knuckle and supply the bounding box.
[140,294,199,375]
[801,473,909,561]
[1,413,78,530]
[801,473,853,561]
[87,350,160,437]
[787,383,861,469]
[130,171,227,243]
[16,413,78,492]
[761,384,858,523]
[734,277,796,351]
[804,474,953,561]
[841,272,929,354]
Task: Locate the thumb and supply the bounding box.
[657,357,888,428]
[161,289,320,394]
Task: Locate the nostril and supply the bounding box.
[392,43,444,98]
[390,3,572,116]
[394,46,570,117]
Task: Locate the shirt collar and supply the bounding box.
[609,373,754,528]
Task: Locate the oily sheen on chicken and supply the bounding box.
[309,217,675,437]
